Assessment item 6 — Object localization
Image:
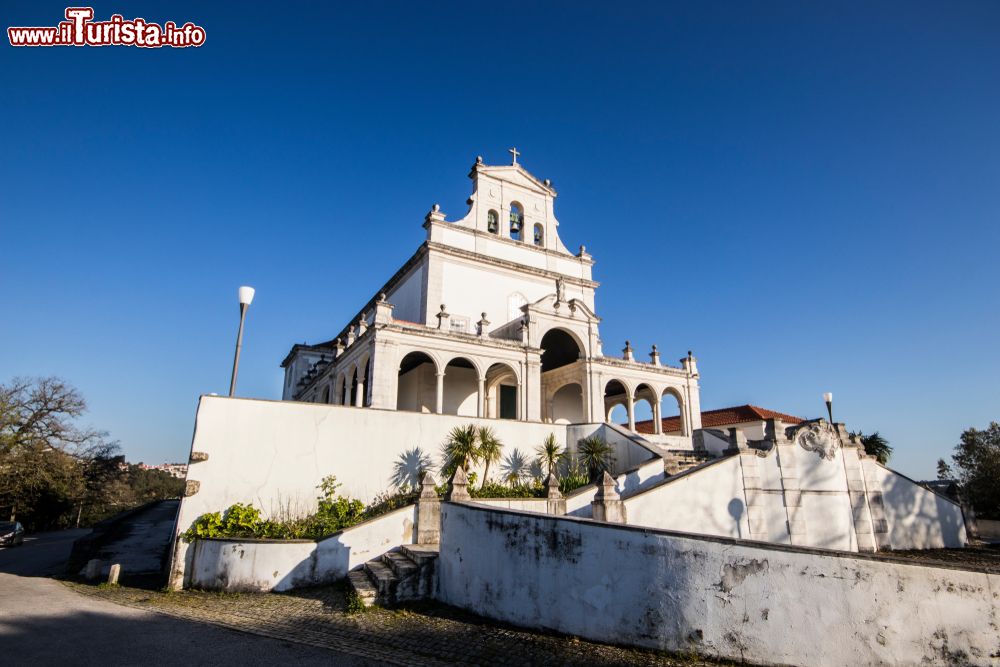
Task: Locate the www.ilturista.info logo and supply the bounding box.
[8,7,205,48]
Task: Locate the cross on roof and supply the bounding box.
[508,147,520,165]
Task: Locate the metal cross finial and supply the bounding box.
[508,147,520,165]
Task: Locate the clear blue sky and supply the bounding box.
[2,1,997,479]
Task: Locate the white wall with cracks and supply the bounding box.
[437,502,1000,667]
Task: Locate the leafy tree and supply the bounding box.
[535,433,565,478]
[0,377,183,530]
[477,427,503,489]
[852,431,892,465]
[577,436,615,482]
[942,422,1000,519]
[441,424,480,478]
[936,458,954,480]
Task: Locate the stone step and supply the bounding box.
[382,550,419,579]
[347,570,377,608]
[401,543,439,566]
[363,559,397,599]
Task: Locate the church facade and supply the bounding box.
[281,152,703,438]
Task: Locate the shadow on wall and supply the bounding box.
[728,498,745,539]
[879,470,966,549]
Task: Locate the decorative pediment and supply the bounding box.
[790,420,840,461]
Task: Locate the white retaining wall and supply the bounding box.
[617,447,967,551]
[188,505,415,592]
[170,396,655,588]
[437,502,1000,667]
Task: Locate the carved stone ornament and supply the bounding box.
[795,422,840,461]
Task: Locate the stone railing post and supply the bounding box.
[545,473,566,515]
[415,472,440,545]
[591,471,626,523]
[445,466,470,501]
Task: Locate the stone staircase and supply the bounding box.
[663,449,716,475]
[348,543,439,608]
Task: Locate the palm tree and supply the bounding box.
[536,434,565,478]
[851,430,893,465]
[477,426,503,489]
[441,424,480,478]
[577,435,615,482]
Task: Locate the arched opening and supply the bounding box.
[509,202,524,241]
[487,209,500,234]
[397,351,436,413]
[533,223,544,247]
[321,384,331,404]
[443,357,479,416]
[608,404,628,425]
[349,367,359,407]
[361,357,372,407]
[634,383,657,430]
[660,388,687,435]
[550,382,583,424]
[604,379,630,426]
[540,328,582,373]
[485,362,518,420]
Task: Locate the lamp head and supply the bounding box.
[823,392,833,404]
[238,286,255,306]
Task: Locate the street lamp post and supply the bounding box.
[229,286,255,397]
[823,391,833,424]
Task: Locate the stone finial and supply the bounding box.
[591,471,626,523]
[436,304,450,330]
[681,350,699,377]
[445,466,470,501]
[622,340,634,362]
[594,471,620,501]
[373,297,394,325]
[357,315,368,336]
[650,344,661,366]
[476,155,483,165]
[477,312,490,337]
[425,204,446,224]
[420,471,438,498]
[545,473,563,499]
[346,325,357,346]
[334,337,345,357]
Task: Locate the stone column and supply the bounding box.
[626,394,636,431]
[354,374,365,407]
[653,400,663,435]
[591,471,626,523]
[435,372,445,414]
[477,376,485,418]
[415,472,441,545]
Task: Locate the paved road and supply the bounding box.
[0,531,375,666]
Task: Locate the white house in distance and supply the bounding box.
[280,150,703,438]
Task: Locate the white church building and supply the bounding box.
[280,151,701,438]
[166,153,991,666]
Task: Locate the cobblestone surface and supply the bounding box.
[68,581,733,666]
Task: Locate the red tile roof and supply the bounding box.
[634,404,805,435]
